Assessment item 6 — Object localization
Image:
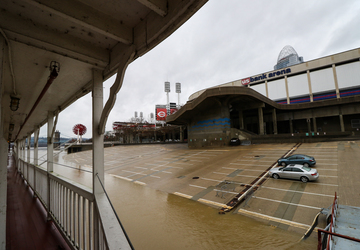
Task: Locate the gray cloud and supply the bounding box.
[49,0,360,138]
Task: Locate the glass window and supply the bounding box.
[302,166,311,171]
[292,168,303,172]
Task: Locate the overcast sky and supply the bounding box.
[45,0,360,138]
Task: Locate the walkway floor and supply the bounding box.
[6,155,70,250]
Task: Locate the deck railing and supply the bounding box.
[317,192,360,250]
[16,156,132,250]
[317,192,338,250]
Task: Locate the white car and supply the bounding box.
[268,164,319,183]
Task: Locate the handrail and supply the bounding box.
[95,173,134,250]
[318,229,360,246]
[16,157,133,249]
[317,192,339,250]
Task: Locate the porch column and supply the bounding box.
[27,133,31,182]
[21,139,25,161]
[272,109,278,134]
[92,69,104,195]
[27,133,31,163]
[34,127,40,166]
[0,37,6,247]
[46,111,54,218]
[0,137,7,249]
[258,107,264,135]
[47,111,54,172]
[33,127,40,197]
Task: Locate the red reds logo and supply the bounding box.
[158,111,166,117]
[241,78,250,85]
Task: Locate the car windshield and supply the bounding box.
[302,166,312,171]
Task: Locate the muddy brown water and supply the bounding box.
[29,148,316,249]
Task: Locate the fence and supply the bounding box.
[16,154,132,250]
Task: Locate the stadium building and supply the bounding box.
[167,47,360,148]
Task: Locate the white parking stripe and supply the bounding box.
[189,184,206,189]
[213,172,228,175]
[236,174,260,178]
[230,163,270,166]
[253,196,322,210]
[262,186,336,197]
[171,162,194,165]
[237,209,312,230]
[173,192,192,199]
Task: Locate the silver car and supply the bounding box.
[268,164,319,183]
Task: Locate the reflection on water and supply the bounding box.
[29,148,316,249]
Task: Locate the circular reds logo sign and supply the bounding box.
[158,111,166,118]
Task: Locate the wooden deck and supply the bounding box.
[6,156,71,250]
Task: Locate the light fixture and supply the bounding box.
[9,123,14,132]
[10,95,20,111]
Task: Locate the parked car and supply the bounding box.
[269,164,319,183]
[277,154,316,167]
[230,138,241,146]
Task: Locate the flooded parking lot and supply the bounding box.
[35,140,360,249]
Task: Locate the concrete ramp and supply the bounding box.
[334,205,360,249]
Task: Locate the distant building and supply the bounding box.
[168,47,360,148]
[274,45,303,70]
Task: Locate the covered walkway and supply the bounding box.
[6,154,70,250]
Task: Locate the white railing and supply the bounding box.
[327,192,338,250]
[16,157,132,250]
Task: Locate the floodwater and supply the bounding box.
[29,148,317,250]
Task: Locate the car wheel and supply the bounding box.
[281,162,286,166]
[304,163,310,167]
[272,174,280,179]
[300,176,309,183]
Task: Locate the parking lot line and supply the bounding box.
[253,196,322,210]
[262,186,336,197]
[237,209,312,230]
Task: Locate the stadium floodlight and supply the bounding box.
[164,81,170,92]
[176,82,181,93]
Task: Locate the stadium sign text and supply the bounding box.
[241,68,291,85]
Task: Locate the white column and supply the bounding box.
[285,76,290,104]
[307,70,313,102]
[26,133,31,182]
[47,112,54,218]
[332,64,340,98]
[47,111,54,172]
[27,133,31,163]
[33,127,40,198]
[92,69,104,195]
[21,139,25,161]
[34,127,40,166]
[0,137,7,249]
[0,40,7,245]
